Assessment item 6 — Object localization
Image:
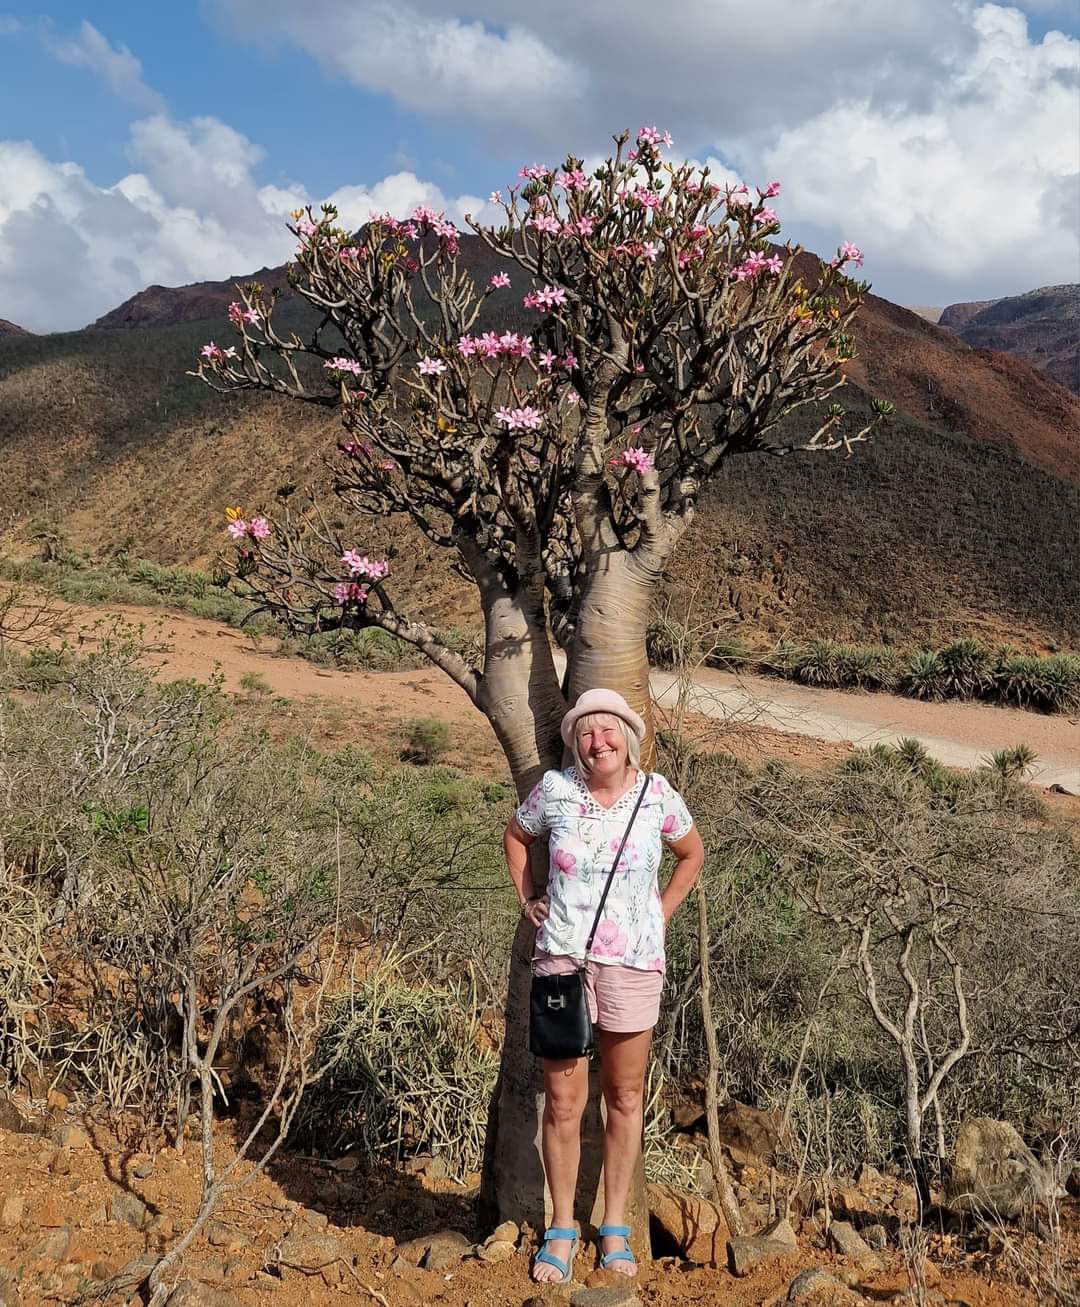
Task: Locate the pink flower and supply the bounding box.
[726,185,751,208]
[476,331,502,359]
[457,334,479,357]
[761,181,782,199]
[226,519,249,539]
[417,356,446,376]
[755,206,779,226]
[489,190,503,205]
[538,349,557,371]
[341,440,373,459]
[228,302,244,327]
[249,517,270,540]
[732,251,784,282]
[489,271,511,288]
[333,581,369,606]
[341,550,390,581]
[633,186,661,209]
[839,241,864,267]
[610,447,654,474]
[637,126,673,148]
[553,848,577,875]
[562,388,581,407]
[527,213,561,235]
[661,813,678,835]
[641,242,659,263]
[518,164,552,182]
[498,331,532,358]
[201,342,223,361]
[562,351,577,369]
[525,285,568,312]
[379,458,396,472]
[556,168,589,191]
[494,405,544,431]
[591,920,628,958]
[325,356,363,376]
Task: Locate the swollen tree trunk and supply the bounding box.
[479,551,661,1266]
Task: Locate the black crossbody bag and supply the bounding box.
[528,775,649,1060]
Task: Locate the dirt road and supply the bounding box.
[69,602,1079,792]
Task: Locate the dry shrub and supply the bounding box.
[296,956,498,1179]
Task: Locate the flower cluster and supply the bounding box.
[609,447,654,474]
[341,550,390,581]
[636,126,673,148]
[489,271,511,289]
[495,405,544,431]
[837,241,864,268]
[340,440,373,459]
[556,168,589,191]
[538,349,576,371]
[227,301,260,327]
[201,342,236,362]
[325,356,364,376]
[457,331,533,360]
[225,514,270,541]
[522,285,568,312]
[732,251,784,282]
[519,164,552,182]
[333,581,369,606]
[417,356,446,377]
[527,213,561,235]
[610,239,660,263]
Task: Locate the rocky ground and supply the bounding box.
[0,1088,1074,1307]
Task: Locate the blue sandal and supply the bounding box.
[532,1225,578,1282]
[598,1224,637,1273]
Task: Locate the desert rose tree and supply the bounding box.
[196,127,890,1245]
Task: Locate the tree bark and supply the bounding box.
[478,552,662,1260]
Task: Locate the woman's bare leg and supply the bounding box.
[533,1055,589,1283]
[597,1026,653,1275]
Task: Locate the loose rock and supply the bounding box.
[0,1195,23,1228]
[727,1235,797,1277]
[165,1282,242,1307]
[477,1238,516,1263]
[648,1182,728,1265]
[422,1229,473,1270]
[277,1232,350,1275]
[829,1219,883,1269]
[863,1222,888,1250]
[34,1226,73,1261]
[490,1219,519,1244]
[758,1216,798,1249]
[111,1191,153,1230]
[715,1100,789,1167]
[51,1123,90,1150]
[570,1288,641,1307]
[787,1267,846,1300]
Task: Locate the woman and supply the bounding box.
[503,688,705,1283]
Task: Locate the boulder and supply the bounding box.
[422,1229,473,1270]
[570,1288,642,1307]
[0,1094,36,1135]
[647,1182,728,1265]
[477,1238,516,1263]
[0,1195,23,1228]
[948,1117,1058,1217]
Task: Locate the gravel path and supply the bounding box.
[651,665,1080,792]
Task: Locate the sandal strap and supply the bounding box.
[543,1226,578,1241]
[534,1248,570,1275]
[600,1248,636,1267]
[597,1224,632,1238]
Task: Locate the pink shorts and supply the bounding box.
[532,952,663,1034]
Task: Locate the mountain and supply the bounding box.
[91,266,292,330]
[0,319,30,335]
[1,243,1078,653]
[940,285,1079,395]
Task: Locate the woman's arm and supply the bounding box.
[660,822,705,923]
[503,817,550,927]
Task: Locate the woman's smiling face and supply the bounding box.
[576,714,628,779]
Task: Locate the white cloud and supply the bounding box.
[0,118,499,332]
[764,5,1080,299]
[44,20,165,113]
[0,16,22,34]
[210,0,1079,301]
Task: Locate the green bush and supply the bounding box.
[404,717,452,764]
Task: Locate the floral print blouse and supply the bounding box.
[514,767,693,972]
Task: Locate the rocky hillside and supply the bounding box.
[91,266,292,330]
[1,245,1078,651]
[0,319,30,335]
[941,284,1079,394]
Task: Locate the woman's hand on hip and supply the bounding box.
[522,895,550,929]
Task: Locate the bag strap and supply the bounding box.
[583,772,650,959]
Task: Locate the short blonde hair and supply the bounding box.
[571,712,641,776]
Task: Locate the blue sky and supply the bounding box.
[1,1,1078,330]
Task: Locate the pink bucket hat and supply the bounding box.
[560,688,646,747]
